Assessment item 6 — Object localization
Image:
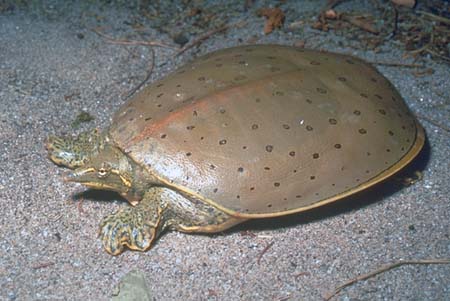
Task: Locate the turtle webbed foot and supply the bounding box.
[46,129,101,169]
[99,207,157,255]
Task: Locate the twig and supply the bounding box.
[417,114,450,133]
[126,47,155,99]
[257,241,274,264]
[77,199,85,214]
[417,10,450,26]
[341,14,379,35]
[369,61,424,68]
[92,28,177,49]
[325,259,450,300]
[425,48,450,62]
[175,21,247,57]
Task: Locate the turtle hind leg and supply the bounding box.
[46,128,103,169]
[161,188,245,233]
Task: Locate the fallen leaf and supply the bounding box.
[258,7,285,34]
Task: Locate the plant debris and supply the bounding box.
[311,0,450,62]
[71,111,94,129]
[257,7,285,34]
[325,259,450,300]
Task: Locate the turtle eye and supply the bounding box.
[97,167,109,178]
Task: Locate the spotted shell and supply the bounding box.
[110,44,425,218]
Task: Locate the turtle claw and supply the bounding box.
[99,207,156,255]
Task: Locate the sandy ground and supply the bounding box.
[0,1,449,300]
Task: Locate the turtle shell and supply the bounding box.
[109,45,425,218]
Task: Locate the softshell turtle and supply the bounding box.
[47,44,425,255]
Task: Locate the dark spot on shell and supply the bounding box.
[198,76,205,81]
[388,130,394,136]
[367,152,371,156]
[310,60,320,65]
[313,153,319,159]
[329,118,337,125]
[251,124,259,130]
[186,125,195,130]
[359,128,367,134]
[255,98,261,103]
[264,167,270,170]
[186,152,192,156]
[200,136,204,140]
[265,145,273,152]
[157,104,162,107]
[273,91,284,96]
[219,139,227,145]
[274,182,280,187]
[386,149,391,152]
[157,93,164,98]
[366,170,370,174]
[250,187,255,191]
[375,94,383,100]
[160,134,167,139]
[306,99,312,104]
[310,176,316,180]
[242,146,247,150]
[379,109,386,115]
[267,204,273,208]
[213,188,218,193]
[176,84,181,88]
[316,87,327,94]
[238,60,246,65]
[338,76,347,82]
[289,151,296,157]
[219,108,226,114]
[334,143,342,149]
[296,195,302,198]
[193,110,198,116]
[210,164,216,169]
[360,93,368,98]
[293,169,297,173]
[282,124,290,129]
[157,83,164,87]
[236,195,240,199]
[237,167,244,172]
[353,110,361,115]
[145,117,152,121]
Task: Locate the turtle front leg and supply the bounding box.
[46,128,103,169]
[99,189,167,255]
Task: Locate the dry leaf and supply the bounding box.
[258,7,285,34]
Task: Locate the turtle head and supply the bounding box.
[65,143,143,205]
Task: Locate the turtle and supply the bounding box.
[46,44,425,255]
